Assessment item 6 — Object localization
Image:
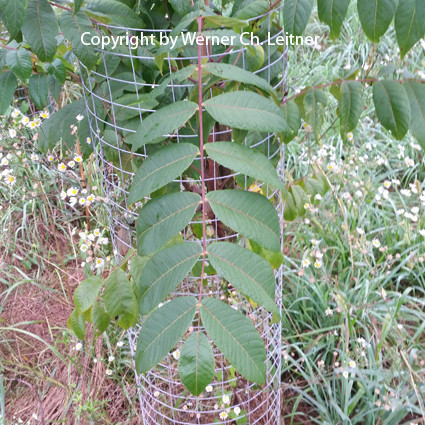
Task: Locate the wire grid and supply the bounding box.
[80,5,287,424]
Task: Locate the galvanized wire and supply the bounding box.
[80,4,287,423]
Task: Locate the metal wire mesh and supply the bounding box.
[80,5,287,424]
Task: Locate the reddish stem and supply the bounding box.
[197,16,207,305]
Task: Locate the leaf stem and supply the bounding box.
[197,16,207,306]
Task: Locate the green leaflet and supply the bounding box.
[137,243,202,315]
[91,301,110,333]
[136,192,201,256]
[128,143,199,204]
[74,276,103,314]
[281,101,301,143]
[373,80,411,140]
[204,91,288,133]
[74,0,84,14]
[28,74,48,109]
[304,88,327,140]
[395,0,423,59]
[103,269,138,329]
[6,49,33,81]
[403,80,425,148]
[357,0,397,43]
[178,332,215,396]
[83,0,141,27]
[207,242,279,315]
[0,71,17,115]
[135,296,197,373]
[201,298,266,385]
[204,62,274,94]
[340,81,363,135]
[130,101,198,150]
[283,0,314,37]
[46,58,67,84]
[205,142,286,192]
[236,0,269,20]
[317,0,350,40]
[60,11,98,69]
[0,0,27,40]
[206,190,281,252]
[22,0,59,62]
[68,309,86,340]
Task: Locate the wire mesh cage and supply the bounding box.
[80,4,288,424]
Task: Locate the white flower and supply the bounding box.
[342,371,349,379]
[172,349,180,360]
[314,260,322,269]
[222,394,230,404]
[302,258,311,268]
[347,132,354,141]
[95,258,104,268]
[87,194,95,203]
[365,142,372,151]
[233,406,241,415]
[60,191,66,200]
[58,163,66,172]
[419,229,425,237]
[40,110,50,119]
[372,238,381,248]
[349,360,356,368]
[86,137,92,144]
[396,208,405,215]
[69,197,77,207]
[28,121,37,129]
[1,158,9,166]
[311,239,320,246]
[219,411,228,420]
[93,228,101,237]
[67,187,79,197]
[9,129,17,138]
[100,237,109,245]
[5,175,16,185]
[75,342,83,351]
[356,228,365,235]
[314,193,322,201]
[74,155,83,163]
[327,162,337,172]
[68,160,76,168]
[383,180,391,189]
[79,198,86,206]
[30,153,39,161]
[404,157,415,167]
[108,355,115,362]
[76,114,84,122]
[87,233,96,241]
[205,385,213,393]
[105,369,112,376]
[80,244,88,252]
[154,390,160,397]
[117,341,124,347]
[47,155,54,162]
[355,190,363,198]
[325,308,333,316]
[411,207,419,214]
[11,108,20,118]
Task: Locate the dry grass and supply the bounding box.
[0,215,141,424]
